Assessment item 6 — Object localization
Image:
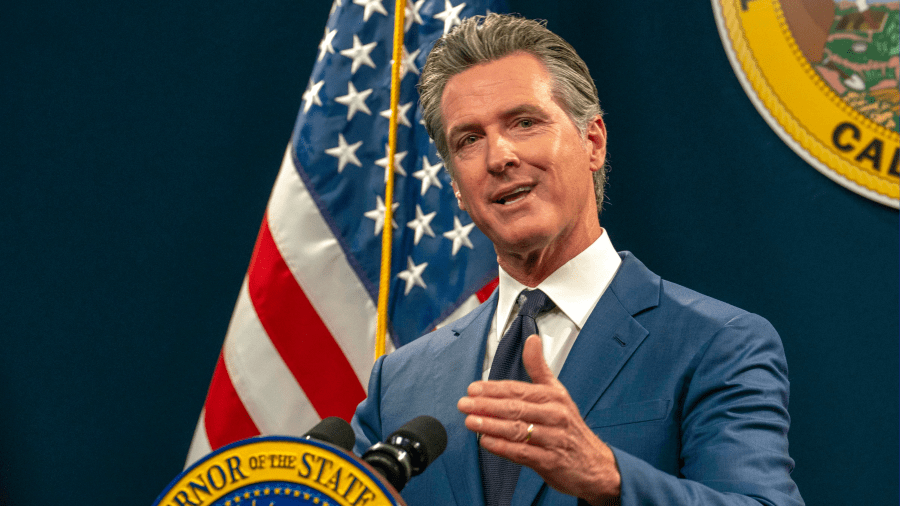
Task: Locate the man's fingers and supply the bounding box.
[479,433,548,467]
[466,378,553,401]
[458,394,563,424]
[465,415,534,442]
[523,334,556,386]
[472,418,558,467]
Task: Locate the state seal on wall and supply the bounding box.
[712,0,899,208]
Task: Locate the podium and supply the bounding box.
[153,436,405,506]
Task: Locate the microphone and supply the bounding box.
[301,416,356,452]
[362,415,448,492]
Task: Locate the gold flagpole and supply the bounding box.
[375,0,407,361]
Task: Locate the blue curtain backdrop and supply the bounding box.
[2,2,897,505]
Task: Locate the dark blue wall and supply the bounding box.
[2,2,896,505]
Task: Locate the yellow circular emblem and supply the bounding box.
[153,437,404,506]
[712,0,899,208]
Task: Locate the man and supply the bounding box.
[352,13,803,506]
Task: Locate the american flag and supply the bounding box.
[186,0,506,465]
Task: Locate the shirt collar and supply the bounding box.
[496,229,622,336]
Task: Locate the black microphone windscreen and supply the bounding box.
[302,416,356,451]
[391,415,448,466]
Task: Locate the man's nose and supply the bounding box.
[486,134,519,173]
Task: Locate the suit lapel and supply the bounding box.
[435,292,498,506]
[513,253,660,506]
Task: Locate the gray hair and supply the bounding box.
[418,13,607,209]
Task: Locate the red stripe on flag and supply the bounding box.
[247,215,367,421]
[476,277,499,302]
[204,351,260,450]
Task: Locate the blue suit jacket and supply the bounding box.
[352,253,803,505]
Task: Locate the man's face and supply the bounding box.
[442,52,606,262]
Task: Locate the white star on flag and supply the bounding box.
[353,0,388,21]
[398,256,428,295]
[413,156,443,195]
[443,216,476,255]
[318,28,338,61]
[302,80,325,113]
[325,133,364,173]
[407,205,437,245]
[334,82,373,120]
[434,0,466,34]
[379,102,413,128]
[364,195,400,235]
[376,144,408,180]
[404,0,426,31]
[340,35,378,74]
[390,46,421,81]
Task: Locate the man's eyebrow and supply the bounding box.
[447,104,548,140]
[447,122,480,141]
[501,104,547,120]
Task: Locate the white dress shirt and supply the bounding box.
[482,229,622,381]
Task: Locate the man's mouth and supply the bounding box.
[495,186,533,205]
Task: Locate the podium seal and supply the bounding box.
[712,0,899,208]
[153,437,404,506]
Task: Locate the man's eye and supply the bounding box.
[461,135,478,145]
[519,118,534,128]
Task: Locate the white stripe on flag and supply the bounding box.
[185,408,212,468]
[268,148,390,381]
[223,277,320,436]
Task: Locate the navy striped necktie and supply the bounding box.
[480,289,555,506]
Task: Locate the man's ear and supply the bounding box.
[451,180,466,211]
[586,115,607,173]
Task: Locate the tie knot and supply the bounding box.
[516,289,555,319]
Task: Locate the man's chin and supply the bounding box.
[491,230,556,261]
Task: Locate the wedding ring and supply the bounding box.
[524,423,534,443]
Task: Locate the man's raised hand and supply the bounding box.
[457,334,621,504]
